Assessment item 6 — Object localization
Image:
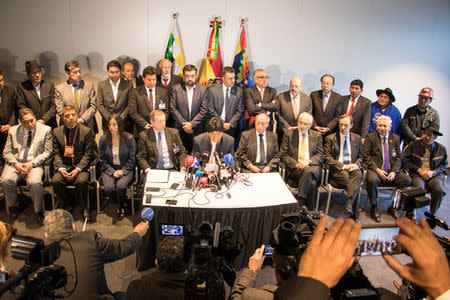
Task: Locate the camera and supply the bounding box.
[395,186,430,219]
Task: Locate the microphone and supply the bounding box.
[192,169,202,191]
[214,151,222,167]
[223,153,234,165]
[185,155,195,167]
[198,176,209,189]
[193,157,201,168]
[184,155,196,185]
[201,151,210,170]
[141,207,155,223]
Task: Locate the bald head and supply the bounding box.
[159,59,172,78]
[290,77,303,97]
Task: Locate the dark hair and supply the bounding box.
[156,237,186,273]
[221,66,235,77]
[142,66,157,78]
[321,74,335,84]
[0,222,16,263]
[272,249,299,281]
[183,64,197,75]
[106,114,125,136]
[339,114,353,124]
[18,108,35,121]
[106,60,121,71]
[350,79,364,89]
[206,117,224,133]
[62,105,78,114]
[64,60,80,73]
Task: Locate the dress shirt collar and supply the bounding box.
[290,93,299,101]
[109,78,120,88]
[68,80,80,88]
[323,91,331,98]
[256,130,266,139]
[223,84,231,93]
[256,86,265,93]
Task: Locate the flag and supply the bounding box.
[165,19,185,76]
[233,24,254,88]
[199,19,223,87]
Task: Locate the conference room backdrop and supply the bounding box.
[1,0,449,147]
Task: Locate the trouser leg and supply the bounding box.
[366,170,380,206]
[1,164,20,209]
[26,167,44,213]
[427,175,444,214]
[52,172,68,208]
[75,172,89,213]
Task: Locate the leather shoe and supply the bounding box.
[388,206,399,219]
[9,207,19,222]
[36,211,45,226]
[371,205,381,223]
[83,209,91,223]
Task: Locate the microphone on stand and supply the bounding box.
[141,207,155,223]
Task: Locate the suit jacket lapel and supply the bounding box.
[335,132,341,156]
[181,84,190,117]
[30,80,41,101]
[148,129,158,157]
[250,129,258,161]
[293,129,299,158]
[140,86,151,112]
[318,90,325,114]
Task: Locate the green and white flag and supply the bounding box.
[165,19,185,76]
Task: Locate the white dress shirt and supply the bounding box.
[346,95,361,113]
[34,83,41,99]
[186,85,195,117]
[110,78,120,101]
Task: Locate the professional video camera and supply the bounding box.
[184,221,242,300]
[0,235,68,300]
[394,186,430,219]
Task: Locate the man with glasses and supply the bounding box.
[244,69,277,131]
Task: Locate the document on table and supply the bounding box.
[146,169,170,183]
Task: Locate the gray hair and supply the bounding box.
[377,115,392,125]
[44,209,74,240]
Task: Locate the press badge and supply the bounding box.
[159,102,166,109]
[64,146,75,157]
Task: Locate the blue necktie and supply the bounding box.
[383,137,390,172]
[157,131,165,169]
[343,136,351,164]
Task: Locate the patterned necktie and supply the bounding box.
[157,131,165,169]
[383,137,390,172]
[148,89,153,111]
[23,131,33,162]
[259,134,266,164]
[292,96,298,119]
[73,85,80,110]
[163,78,168,86]
[224,88,230,121]
[298,133,307,162]
[348,98,356,115]
[343,136,351,164]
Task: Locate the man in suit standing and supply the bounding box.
[0,70,16,158]
[310,74,342,135]
[52,105,96,222]
[137,110,186,172]
[244,69,277,131]
[156,58,183,90]
[324,114,363,220]
[1,108,52,225]
[236,113,279,173]
[16,60,56,128]
[363,115,411,222]
[341,79,371,142]
[129,66,169,133]
[277,77,312,144]
[169,64,208,153]
[279,112,323,209]
[208,66,244,139]
[96,60,133,133]
[122,61,144,89]
[54,60,97,134]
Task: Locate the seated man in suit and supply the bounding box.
[403,126,447,215]
[54,60,97,134]
[192,117,235,162]
[169,64,209,153]
[244,69,277,131]
[341,79,371,142]
[363,115,411,222]
[236,113,279,173]
[324,114,363,220]
[276,77,312,144]
[1,108,52,225]
[129,66,170,133]
[310,74,342,136]
[208,66,244,139]
[0,70,16,158]
[156,58,183,90]
[122,61,144,88]
[16,60,57,128]
[137,110,186,172]
[52,105,96,222]
[96,60,133,133]
[279,112,323,209]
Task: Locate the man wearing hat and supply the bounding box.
[403,126,447,215]
[401,87,439,148]
[17,60,57,128]
[369,88,402,135]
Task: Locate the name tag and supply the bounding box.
[64,146,74,158]
[159,102,166,110]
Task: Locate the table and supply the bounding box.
[138,172,298,271]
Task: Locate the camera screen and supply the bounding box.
[160,224,184,236]
[263,246,274,256]
[355,227,399,256]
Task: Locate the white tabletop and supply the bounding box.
[142,172,298,209]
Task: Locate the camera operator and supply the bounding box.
[126,237,186,300]
[43,209,149,299]
[0,222,16,284]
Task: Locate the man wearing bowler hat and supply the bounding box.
[369,87,402,135]
[403,126,447,215]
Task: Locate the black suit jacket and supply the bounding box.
[279,128,323,170]
[96,78,133,128]
[0,84,16,126]
[245,85,277,115]
[324,132,363,171]
[156,74,183,90]
[99,133,136,176]
[129,85,169,132]
[310,90,342,132]
[192,132,235,158]
[208,84,244,131]
[341,95,371,138]
[52,124,96,172]
[137,127,186,170]
[235,128,279,170]
[363,131,402,173]
[276,91,312,132]
[16,79,56,127]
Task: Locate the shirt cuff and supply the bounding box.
[76,167,82,172]
[58,167,67,171]
[145,168,151,174]
[434,289,450,300]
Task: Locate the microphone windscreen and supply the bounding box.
[141,207,155,222]
[185,155,195,167]
[193,157,201,167]
[194,169,202,178]
[224,154,234,164]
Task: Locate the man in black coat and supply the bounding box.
[0,70,17,158]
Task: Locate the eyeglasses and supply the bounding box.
[256,76,269,80]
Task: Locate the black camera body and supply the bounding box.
[397,186,430,210]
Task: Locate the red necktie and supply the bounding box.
[163,78,168,86]
[348,98,356,115]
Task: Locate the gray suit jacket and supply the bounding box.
[324,132,363,171]
[208,84,244,130]
[235,128,279,170]
[276,91,312,132]
[54,80,97,132]
[341,95,371,138]
[129,85,169,132]
[310,90,342,133]
[3,122,52,167]
[96,78,133,128]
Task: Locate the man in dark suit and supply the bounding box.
[341,79,371,141]
[52,105,97,221]
[363,115,411,222]
[279,112,323,208]
[156,58,183,90]
[16,60,56,128]
[276,77,312,144]
[44,209,149,299]
[122,61,144,89]
[310,74,342,135]
[244,69,277,131]
[169,64,209,153]
[0,70,16,157]
[324,114,363,220]
[137,110,186,172]
[236,113,279,173]
[96,60,133,132]
[208,66,244,138]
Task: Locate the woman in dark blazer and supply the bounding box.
[99,114,136,221]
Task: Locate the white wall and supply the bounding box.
[1,0,449,146]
